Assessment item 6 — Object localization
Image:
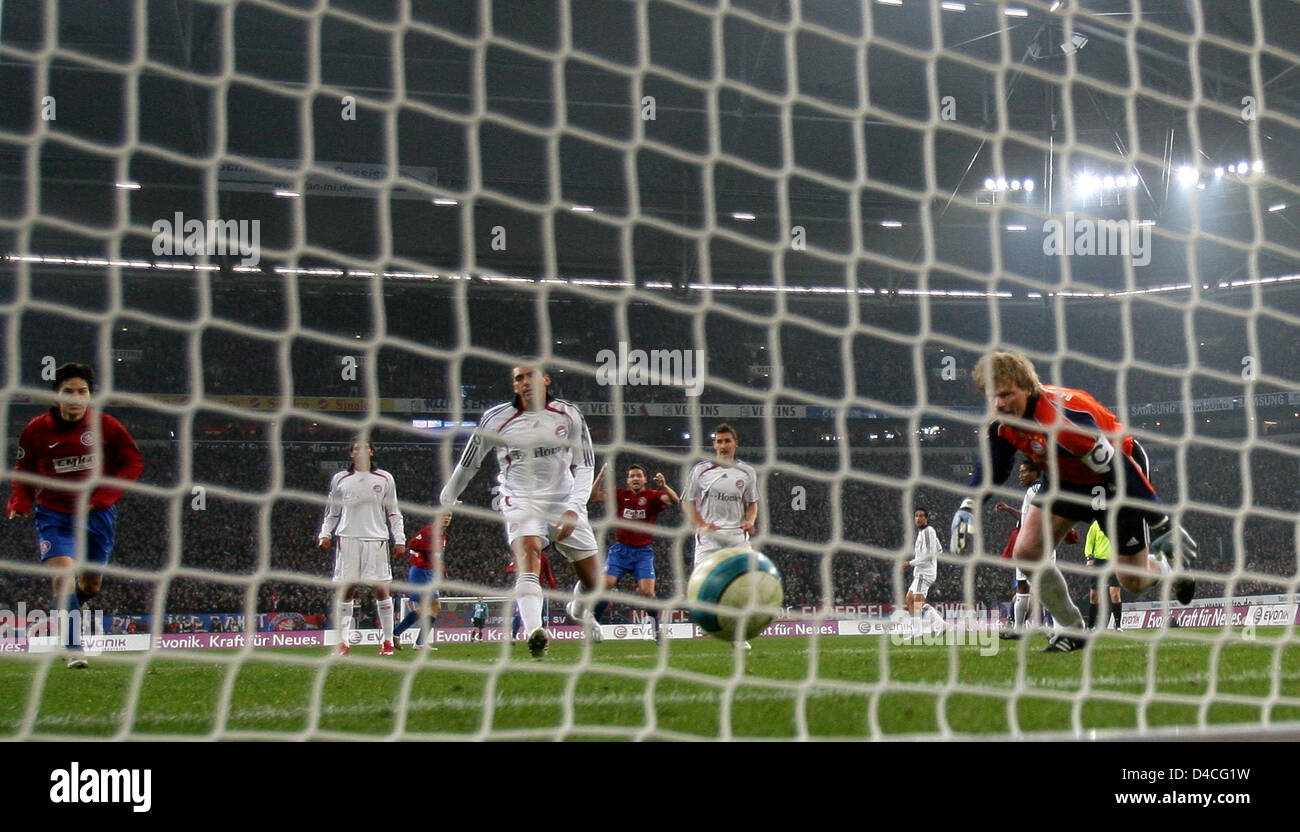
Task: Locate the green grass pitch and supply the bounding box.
[2,629,1297,740]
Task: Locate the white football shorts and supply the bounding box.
[501,496,598,563]
[692,527,750,566]
[908,573,935,597]
[333,538,393,583]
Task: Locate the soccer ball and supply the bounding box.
[687,546,784,642]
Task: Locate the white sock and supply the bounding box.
[911,612,923,638]
[377,597,394,642]
[337,599,356,642]
[517,574,544,634]
[1035,564,1084,630]
[1013,593,1030,631]
[922,604,945,630]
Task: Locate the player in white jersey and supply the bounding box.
[904,508,948,638]
[318,439,406,656]
[440,364,602,659]
[683,424,758,567]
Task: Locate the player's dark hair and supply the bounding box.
[627,463,645,474]
[713,423,738,441]
[52,363,95,393]
[916,507,930,519]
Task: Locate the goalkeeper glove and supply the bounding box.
[950,498,974,554]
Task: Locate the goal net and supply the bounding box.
[1,0,1298,741]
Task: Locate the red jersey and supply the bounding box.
[613,488,669,546]
[406,524,447,569]
[982,386,1141,489]
[7,407,144,515]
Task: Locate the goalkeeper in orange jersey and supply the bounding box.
[952,351,1196,653]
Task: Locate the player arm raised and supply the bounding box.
[589,462,609,503]
[653,472,680,506]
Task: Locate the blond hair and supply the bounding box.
[973,351,1042,396]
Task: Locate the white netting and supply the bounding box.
[1,0,1299,740]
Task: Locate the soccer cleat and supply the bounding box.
[379,640,395,656]
[1042,633,1086,653]
[66,653,88,669]
[392,641,403,651]
[528,627,549,660]
[582,611,605,643]
[998,630,1022,641]
[741,640,752,650]
[335,644,350,656]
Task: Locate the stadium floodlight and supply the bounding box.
[1253,159,1265,173]
[1010,179,1021,190]
[115,181,141,190]
[731,211,757,221]
[433,198,459,206]
[1023,178,1035,192]
[1128,173,1140,187]
[995,176,1007,190]
[1006,224,1028,231]
[1004,7,1029,16]
[876,0,903,5]
[273,189,300,198]
[1103,175,1115,189]
[571,204,595,212]
[1213,166,1225,179]
[1060,33,1088,54]
[1050,0,1063,10]
[881,220,903,228]
[1176,166,1197,186]
[941,2,966,10]
[1237,160,1249,175]
[984,178,996,190]
[1268,203,1286,213]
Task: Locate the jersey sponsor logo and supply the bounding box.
[533,445,563,458]
[80,431,96,446]
[622,508,647,520]
[52,454,96,473]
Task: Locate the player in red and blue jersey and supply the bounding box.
[589,463,679,639]
[6,363,143,669]
[952,351,1196,654]
[393,509,453,649]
